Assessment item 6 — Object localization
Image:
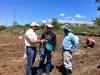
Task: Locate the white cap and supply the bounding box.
[46,24,53,28]
[30,22,39,27]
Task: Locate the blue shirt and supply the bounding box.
[62,32,79,52]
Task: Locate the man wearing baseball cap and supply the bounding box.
[61,24,79,75]
[37,24,56,75]
[25,22,46,75]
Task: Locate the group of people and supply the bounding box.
[24,22,84,75]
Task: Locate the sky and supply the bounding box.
[0,0,99,26]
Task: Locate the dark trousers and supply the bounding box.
[38,48,52,73]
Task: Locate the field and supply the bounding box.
[0,32,100,75]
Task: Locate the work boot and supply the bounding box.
[66,69,72,75]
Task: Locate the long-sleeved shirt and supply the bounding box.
[62,32,79,52]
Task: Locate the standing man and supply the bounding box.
[61,24,79,75]
[37,24,56,75]
[25,22,46,75]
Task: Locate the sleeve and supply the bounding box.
[41,33,45,39]
[70,34,79,51]
[52,33,56,51]
[25,31,31,39]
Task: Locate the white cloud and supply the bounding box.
[64,16,75,21]
[75,14,86,18]
[64,16,72,19]
[41,20,46,23]
[72,18,75,21]
[59,13,65,16]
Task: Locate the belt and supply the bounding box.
[26,46,36,49]
[63,49,72,52]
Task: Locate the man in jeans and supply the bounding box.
[61,24,79,75]
[37,24,56,75]
[25,22,46,75]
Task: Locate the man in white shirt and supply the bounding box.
[25,22,46,75]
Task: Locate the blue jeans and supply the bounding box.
[38,48,52,73]
[26,46,36,75]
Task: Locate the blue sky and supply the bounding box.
[0,0,99,26]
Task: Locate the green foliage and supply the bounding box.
[72,25,100,36]
[94,17,100,26]
[97,6,100,10]
[0,25,7,31]
[25,23,30,27]
[51,19,62,30]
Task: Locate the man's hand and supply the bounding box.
[41,39,47,43]
[51,51,54,56]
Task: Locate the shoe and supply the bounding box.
[66,69,72,75]
[37,69,42,75]
[37,73,42,75]
[37,71,42,75]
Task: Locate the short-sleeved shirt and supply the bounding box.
[25,28,37,47]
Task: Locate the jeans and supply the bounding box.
[26,46,36,75]
[38,48,52,73]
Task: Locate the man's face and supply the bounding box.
[46,27,52,33]
[63,29,68,34]
[32,26,38,31]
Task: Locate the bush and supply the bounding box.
[0,25,7,31]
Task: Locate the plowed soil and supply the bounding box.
[0,33,100,75]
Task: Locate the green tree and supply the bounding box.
[0,25,7,31]
[51,19,61,30]
[96,0,100,10]
[97,6,100,10]
[94,17,100,25]
[25,23,30,27]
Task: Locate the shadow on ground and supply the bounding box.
[32,64,54,75]
[56,64,72,75]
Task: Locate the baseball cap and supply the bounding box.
[46,24,53,28]
[30,22,39,27]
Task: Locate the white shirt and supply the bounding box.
[25,28,37,47]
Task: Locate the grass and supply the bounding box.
[0,25,100,36]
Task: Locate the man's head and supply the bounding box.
[46,24,53,33]
[63,24,72,34]
[30,22,39,31]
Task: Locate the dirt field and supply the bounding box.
[0,33,100,75]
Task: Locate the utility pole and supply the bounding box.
[11,9,16,34]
